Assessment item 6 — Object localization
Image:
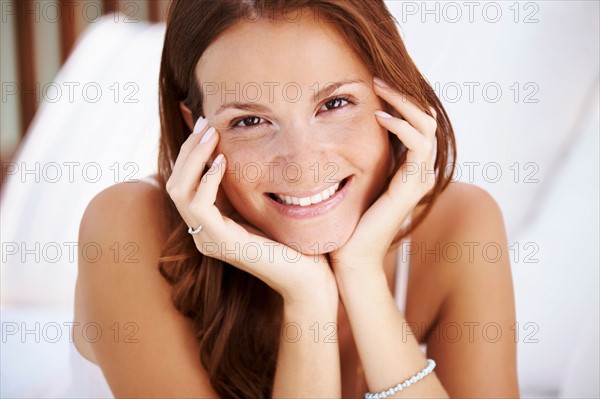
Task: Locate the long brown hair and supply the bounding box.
[157,1,456,397]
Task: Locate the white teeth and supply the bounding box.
[274,181,343,206]
[310,192,323,204]
[299,197,311,206]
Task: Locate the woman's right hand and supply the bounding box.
[166,118,338,308]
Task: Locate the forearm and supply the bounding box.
[272,300,341,398]
[335,268,448,398]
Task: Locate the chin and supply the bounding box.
[267,217,358,256]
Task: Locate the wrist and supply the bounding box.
[282,299,339,335]
[330,252,386,275]
[282,270,339,312]
[282,291,338,319]
[334,264,387,286]
[334,266,390,299]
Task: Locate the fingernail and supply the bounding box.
[212,154,224,167]
[375,110,393,119]
[199,127,216,144]
[373,77,390,88]
[192,117,208,134]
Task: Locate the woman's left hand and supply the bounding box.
[329,77,438,272]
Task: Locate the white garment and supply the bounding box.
[394,230,428,355]
[394,235,411,316]
[63,177,420,396]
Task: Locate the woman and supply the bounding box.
[73,0,519,397]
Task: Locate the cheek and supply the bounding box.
[220,171,266,229]
[336,112,390,170]
[218,137,269,181]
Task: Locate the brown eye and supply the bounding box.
[232,116,265,129]
[320,96,352,113]
[323,97,348,111]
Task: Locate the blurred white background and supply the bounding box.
[1,1,598,397]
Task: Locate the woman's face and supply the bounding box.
[196,9,393,255]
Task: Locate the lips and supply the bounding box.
[265,176,352,219]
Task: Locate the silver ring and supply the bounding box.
[188,225,203,235]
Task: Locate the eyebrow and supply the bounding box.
[214,79,365,116]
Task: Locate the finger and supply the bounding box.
[373,78,437,140]
[173,127,219,198]
[375,111,433,158]
[189,154,226,226]
[170,117,212,178]
[429,105,438,120]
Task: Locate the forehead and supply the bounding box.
[195,10,369,93]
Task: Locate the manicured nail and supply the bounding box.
[192,117,208,134]
[212,154,224,167]
[373,77,390,88]
[199,127,216,144]
[375,110,393,119]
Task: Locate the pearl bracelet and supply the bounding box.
[364,359,437,399]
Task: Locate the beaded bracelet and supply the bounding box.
[364,359,436,399]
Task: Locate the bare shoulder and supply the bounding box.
[79,176,168,247]
[412,181,511,302]
[412,182,519,397]
[74,177,218,397]
[415,181,505,242]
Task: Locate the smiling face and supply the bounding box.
[196,8,393,254]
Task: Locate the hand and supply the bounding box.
[329,77,438,272]
[166,120,338,307]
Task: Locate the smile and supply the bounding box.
[265,176,352,219]
[271,180,344,206]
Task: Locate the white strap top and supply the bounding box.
[394,219,428,355]
[394,236,411,316]
[394,213,412,316]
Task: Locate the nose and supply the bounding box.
[269,123,335,185]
